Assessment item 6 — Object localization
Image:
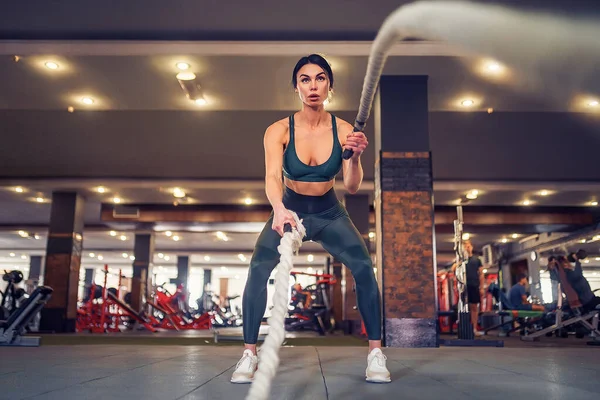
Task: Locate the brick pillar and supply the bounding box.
[374,75,438,347]
[40,192,85,333]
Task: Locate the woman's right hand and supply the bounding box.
[272,205,297,236]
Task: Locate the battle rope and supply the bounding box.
[245,212,306,400]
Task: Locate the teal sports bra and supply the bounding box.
[282,113,343,183]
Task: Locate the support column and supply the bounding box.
[374,75,438,347]
[343,193,372,335]
[330,258,344,330]
[175,255,190,288]
[28,255,43,281]
[40,192,85,333]
[131,232,154,312]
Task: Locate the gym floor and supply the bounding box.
[2,337,599,399]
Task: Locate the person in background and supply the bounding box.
[508,273,545,311]
[452,239,486,336]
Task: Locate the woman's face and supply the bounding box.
[295,63,331,106]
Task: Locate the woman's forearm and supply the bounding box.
[344,158,364,194]
[265,175,285,211]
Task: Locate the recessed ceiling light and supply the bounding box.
[172,188,186,198]
[172,235,180,241]
[486,62,501,72]
[522,200,531,206]
[511,233,518,239]
[539,190,549,196]
[307,254,314,262]
[112,197,121,204]
[165,231,173,237]
[164,255,170,261]
[461,99,475,107]
[466,190,478,200]
[176,72,196,81]
[129,255,135,261]
[9,252,15,257]
[462,233,470,240]
[244,197,253,205]
[501,238,508,243]
[157,253,164,258]
[81,97,95,105]
[588,100,599,107]
[216,231,229,241]
[368,232,375,239]
[18,230,28,238]
[195,98,207,106]
[95,186,107,193]
[120,235,127,241]
[122,253,128,258]
[238,254,246,262]
[45,61,59,70]
[35,196,45,203]
[590,201,598,206]
[109,230,117,236]
[176,62,190,70]
[204,255,210,261]
[97,255,104,260]
[14,186,24,193]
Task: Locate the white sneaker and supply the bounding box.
[230,349,258,384]
[365,348,391,383]
[474,330,485,337]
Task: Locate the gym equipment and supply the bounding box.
[520,258,600,342]
[76,265,158,333]
[1,269,25,316]
[440,206,503,347]
[145,283,212,330]
[0,286,53,347]
[285,271,337,335]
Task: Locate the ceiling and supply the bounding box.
[1,0,598,41]
[1,54,595,113]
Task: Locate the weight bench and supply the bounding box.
[520,262,600,342]
[0,286,53,347]
[483,286,547,336]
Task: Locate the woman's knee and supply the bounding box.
[246,246,280,287]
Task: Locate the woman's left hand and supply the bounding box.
[344,131,368,160]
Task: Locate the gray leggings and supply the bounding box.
[242,187,382,344]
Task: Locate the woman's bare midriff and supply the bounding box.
[284,178,334,196]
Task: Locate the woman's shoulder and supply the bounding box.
[264,116,290,142]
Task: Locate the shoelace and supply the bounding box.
[236,355,255,370]
[371,352,387,367]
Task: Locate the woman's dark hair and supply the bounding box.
[291,54,334,89]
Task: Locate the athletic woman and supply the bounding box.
[231,54,390,384]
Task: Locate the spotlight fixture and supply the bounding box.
[461,99,474,107]
[81,97,95,105]
[176,72,207,105]
[176,62,190,70]
[588,100,599,107]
